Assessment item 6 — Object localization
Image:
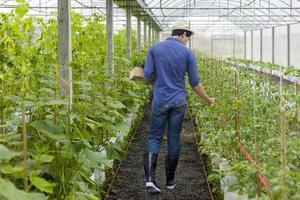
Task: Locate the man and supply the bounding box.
[143,21,216,193]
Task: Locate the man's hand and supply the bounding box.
[193,84,216,105]
[145,74,155,84]
[207,98,216,105]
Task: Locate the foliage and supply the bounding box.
[188,52,300,199]
[0,5,150,200]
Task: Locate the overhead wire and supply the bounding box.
[73,0,105,15]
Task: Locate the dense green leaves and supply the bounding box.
[30,120,65,141]
[30,176,56,194]
[0,179,46,200]
[0,144,22,161]
[189,53,299,199]
[0,6,150,199]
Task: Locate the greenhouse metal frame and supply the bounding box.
[1,0,299,68]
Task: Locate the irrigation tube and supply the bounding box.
[236,140,272,196]
[189,108,215,200]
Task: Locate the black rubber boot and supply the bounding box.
[165,156,178,189]
[143,153,161,193]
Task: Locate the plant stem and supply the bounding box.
[294,83,298,132]
[0,79,4,135]
[280,108,287,200]
[0,79,2,181]
[22,99,29,192]
[221,59,224,97]
[235,64,240,138]
[255,142,261,197]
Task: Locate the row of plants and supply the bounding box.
[227,57,300,78]
[188,52,299,200]
[0,1,150,199]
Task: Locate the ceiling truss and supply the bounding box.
[0,0,300,32]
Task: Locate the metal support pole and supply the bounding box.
[144,21,147,47]
[287,24,290,66]
[152,27,155,42]
[156,29,159,42]
[158,30,160,41]
[58,0,72,105]
[272,27,275,64]
[189,21,192,49]
[211,33,213,57]
[151,27,155,43]
[260,29,263,61]
[106,0,113,77]
[148,24,151,44]
[126,2,131,58]
[233,32,236,58]
[244,31,246,59]
[137,17,141,54]
[251,30,253,61]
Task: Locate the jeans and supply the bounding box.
[147,101,186,159]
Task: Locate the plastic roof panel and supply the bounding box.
[143,0,300,32]
[0,0,300,32]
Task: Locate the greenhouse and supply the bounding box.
[0,0,299,199]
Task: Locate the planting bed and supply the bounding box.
[105,103,213,200]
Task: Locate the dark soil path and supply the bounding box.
[105,103,213,200]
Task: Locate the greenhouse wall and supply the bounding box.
[291,23,300,68]
[234,32,244,59]
[246,31,251,60]
[253,30,260,61]
[262,28,272,63]
[274,26,288,67]
[160,23,300,69]
[161,31,245,59]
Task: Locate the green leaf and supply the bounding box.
[66,192,99,200]
[83,149,112,168]
[106,97,125,109]
[4,95,21,103]
[39,88,55,96]
[1,165,24,175]
[16,0,29,18]
[42,99,68,106]
[115,121,130,134]
[30,176,56,194]
[0,178,46,200]
[83,117,103,131]
[29,120,65,141]
[24,100,36,109]
[0,144,22,161]
[36,154,54,163]
[105,142,125,161]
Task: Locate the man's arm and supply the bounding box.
[144,48,155,84]
[193,84,216,105]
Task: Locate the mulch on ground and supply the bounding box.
[105,103,213,200]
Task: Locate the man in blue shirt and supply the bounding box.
[143,21,216,193]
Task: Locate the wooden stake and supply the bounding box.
[294,83,298,132]
[280,107,287,200]
[0,79,3,135]
[235,64,240,138]
[213,60,216,94]
[255,143,261,197]
[221,59,224,97]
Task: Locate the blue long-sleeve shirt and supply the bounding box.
[144,37,200,105]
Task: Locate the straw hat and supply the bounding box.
[171,21,194,35]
